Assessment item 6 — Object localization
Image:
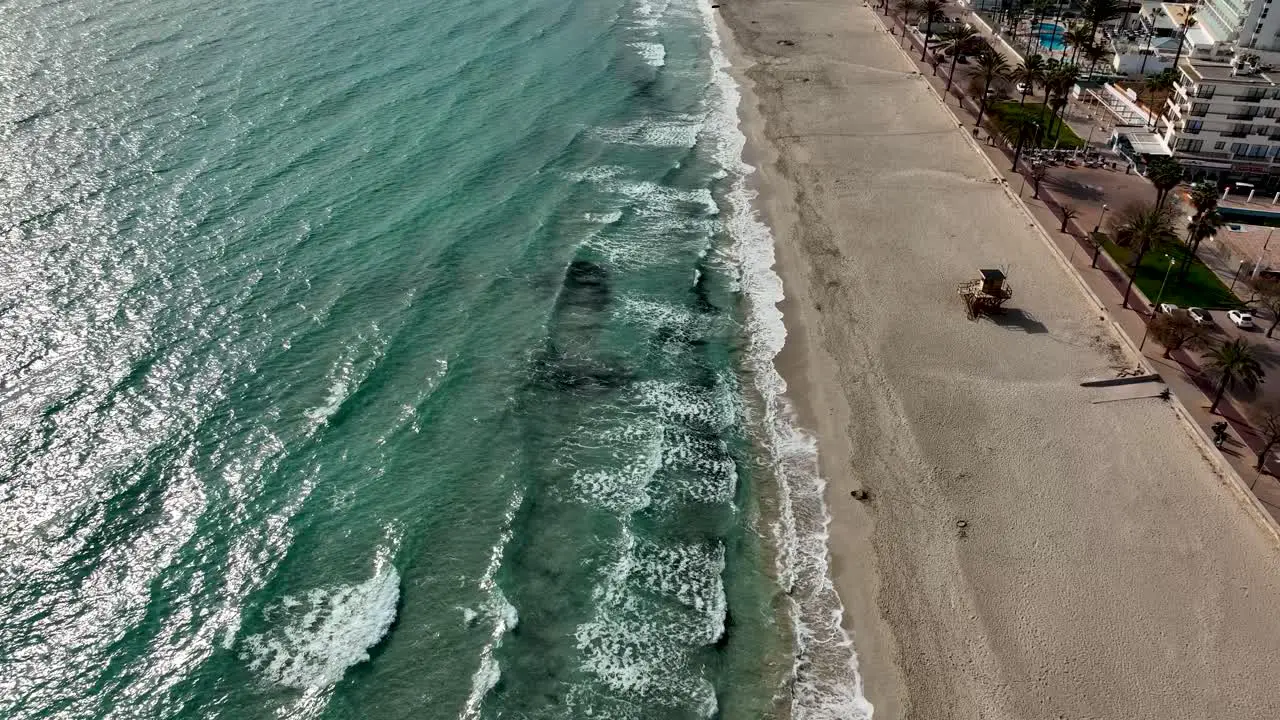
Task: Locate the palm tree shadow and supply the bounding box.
[983,308,1049,334]
[1247,337,1280,369]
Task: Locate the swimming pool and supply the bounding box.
[1034,22,1066,51]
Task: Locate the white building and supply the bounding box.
[1158,48,1280,185]
[1144,0,1280,184]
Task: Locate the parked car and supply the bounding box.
[1016,81,1030,94]
[1156,303,1179,315]
[1228,309,1256,329]
[1188,307,1212,325]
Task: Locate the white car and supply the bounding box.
[1156,303,1179,314]
[1188,307,1213,325]
[1016,81,1030,94]
[1228,309,1255,329]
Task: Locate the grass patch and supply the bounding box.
[1102,239,1241,309]
[990,101,1085,149]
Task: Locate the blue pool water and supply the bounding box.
[1035,22,1067,51]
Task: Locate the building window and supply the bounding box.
[1216,141,1228,149]
[1251,144,1270,157]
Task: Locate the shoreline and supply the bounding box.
[717,0,1280,718]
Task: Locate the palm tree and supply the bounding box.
[1111,202,1179,308]
[918,0,947,61]
[967,48,1011,129]
[1010,53,1047,106]
[1081,0,1124,43]
[1043,61,1079,142]
[1145,155,1183,207]
[1064,22,1093,64]
[1143,69,1176,131]
[894,0,920,33]
[1205,339,1265,414]
[1006,4,1026,48]
[1171,7,1196,70]
[1149,310,1212,359]
[1059,203,1080,232]
[1187,180,1219,220]
[1178,208,1225,282]
[1081,41,1111,79]
[1036,58,1063,127]
[942,25,982,92]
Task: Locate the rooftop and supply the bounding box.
[1181,59,1279,85]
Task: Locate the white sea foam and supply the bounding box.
[243,549,400,689]
[567,164,629,183]
[304,375,349,424]
[696,0,874,717]
[459,488,523,720]
[630,41,667,67]
[569,418,662,512]
[634,0,674,28]
[583,210,623,224]
[570,529,723,718]
[595,117,702,148]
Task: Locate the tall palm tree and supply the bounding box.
[1187,181,1219,221]
[1110,202,1179,308]
[941,24,982,92]
[1006,4,1025,48]
[1206,339,1265,414]
[1081,0,1124,43]
[894,0,920,30]
[1142,69,1177,131]
[1064,22,1093,64]
[1081,41,1111,79]
[1028,0,1056,53]
[967,48,1011,129]
[918,0,947,61]
[1010,53,1047,106]
[1043,61,1079,141]
[1178,209,1225,282]
[1146,155,1183,207]
[1171,7,1196,70]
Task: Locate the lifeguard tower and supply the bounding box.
[958,268,1013,319]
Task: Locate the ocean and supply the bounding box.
[0,0,870,717]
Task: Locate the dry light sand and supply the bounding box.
[717,0,1280,717]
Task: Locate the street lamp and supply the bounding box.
[1090,204,1109,268]
[1138,255,1176,351]
[1230,259,1247,292]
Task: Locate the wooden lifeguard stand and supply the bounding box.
[958,268,1013,319]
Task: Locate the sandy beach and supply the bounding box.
[718,1,1280,717]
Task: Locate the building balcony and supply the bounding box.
[1222,131,1249,137]
[1227,113,1259,120]
[1235,95,1266,103]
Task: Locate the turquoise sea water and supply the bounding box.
[0,0,871,717]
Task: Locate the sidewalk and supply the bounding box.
[879,6,1280,523]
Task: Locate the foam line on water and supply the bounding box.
[695,1,875,717]
[458,486,524,720]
